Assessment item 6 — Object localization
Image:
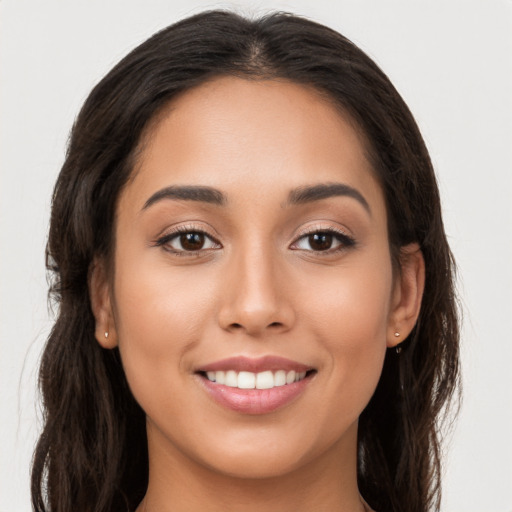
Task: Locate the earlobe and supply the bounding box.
[89,259,118,349]
[387,243,425,347]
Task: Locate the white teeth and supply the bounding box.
[225,370,238,387]
[205,369,309,389]
[256,370,274,389]
[238,371,256,389]
[274,370,286,386]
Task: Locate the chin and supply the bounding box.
[204,450,306,480]
[193,421,353,481]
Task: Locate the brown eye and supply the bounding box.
[157,229,221,254]
[308,232,333,251]
[291,229,355,253]
[180,232,205,250]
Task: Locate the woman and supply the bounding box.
[31,10,459,512]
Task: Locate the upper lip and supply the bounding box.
[197,355,313,373]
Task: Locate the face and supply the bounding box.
[94,77,417,479]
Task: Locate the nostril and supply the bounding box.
[227,321,283,333]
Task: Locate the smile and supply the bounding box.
[196,356,316,414]
[204,369,308,389]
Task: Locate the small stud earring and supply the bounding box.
[394,331,402,354]
[104,331,109,339]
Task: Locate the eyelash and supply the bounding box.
[154,225,221,256]
[291,226,356,255]
[154,225,356,256]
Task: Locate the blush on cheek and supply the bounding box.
[307,272,390,408]
[113,274,208,411]
[311,279,391,348]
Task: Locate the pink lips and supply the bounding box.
[196,356,315,415]
[198,355,312,373]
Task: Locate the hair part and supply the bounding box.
[32,10,460,512]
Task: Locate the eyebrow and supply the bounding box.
[141,182,370,214]
[142,185,226,210]
[287,183,371,214]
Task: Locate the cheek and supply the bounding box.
[305,262,392,403]
[112,263,216,407]
[308,261,392,337]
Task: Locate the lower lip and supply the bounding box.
[198,374,312,414]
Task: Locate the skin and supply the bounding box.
[91,77,424,512]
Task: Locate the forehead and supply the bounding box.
[125,76,384,214]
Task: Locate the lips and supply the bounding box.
[198,355,312,373]
[196,356,316,414]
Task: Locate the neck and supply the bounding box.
[137,421,367,512]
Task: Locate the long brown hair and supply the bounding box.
[32,10,460,512]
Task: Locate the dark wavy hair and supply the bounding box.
[31,10,460,512]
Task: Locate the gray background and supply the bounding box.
[1,1,511,510]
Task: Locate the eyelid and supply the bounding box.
[293,222,352,240]
[153,223,222,253]
[154,221,220,241]
[289,223,356,253]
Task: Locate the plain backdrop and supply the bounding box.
[1,1,511,511]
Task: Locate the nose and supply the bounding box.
[217,245,295,336]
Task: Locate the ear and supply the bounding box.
[89,258,118,349]
[387,243,425,347]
